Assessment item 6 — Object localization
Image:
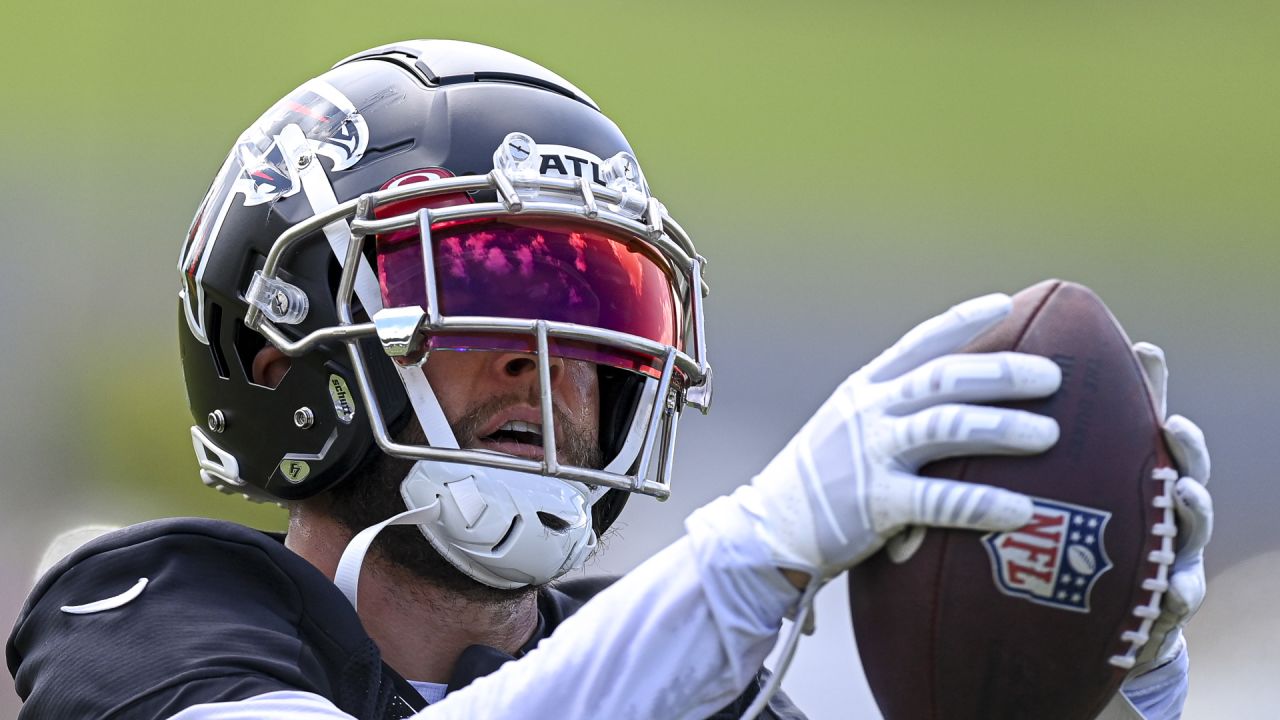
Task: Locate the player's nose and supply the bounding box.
[489,351,565,389]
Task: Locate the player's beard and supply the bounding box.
[320,393,603,604]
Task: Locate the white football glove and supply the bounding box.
[1128,342,1213,674]
[734,292,1062,582]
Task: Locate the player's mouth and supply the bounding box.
[475,412,553,461]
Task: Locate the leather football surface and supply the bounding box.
[848,279,1174,720]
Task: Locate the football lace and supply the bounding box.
[1107,466,1179,669]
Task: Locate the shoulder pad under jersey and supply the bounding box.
[7,518,397,719]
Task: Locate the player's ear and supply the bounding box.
[251,345,291,389]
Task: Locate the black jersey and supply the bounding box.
[8,518,802,719]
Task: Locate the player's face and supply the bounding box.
[319,349,602,596]
[423,350,602,468]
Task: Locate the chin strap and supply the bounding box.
[334,502,443,610]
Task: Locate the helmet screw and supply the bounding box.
[208,410,226,433]
[271,290,290,316]
[293,407,314,429]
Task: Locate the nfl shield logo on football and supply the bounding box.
[982,498,1113,613]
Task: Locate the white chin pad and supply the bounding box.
[400,460,596,589]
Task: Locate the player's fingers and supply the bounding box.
[893,474,1034,533]
[884,526,927,564]
[887,404,1059,469]
[865,293,1012,382]
[1172,476,1214,556]
[883,351,1060,415]
[1164,562,1207,621]
[1133,341,1168,420]
[1164,414,1210,485]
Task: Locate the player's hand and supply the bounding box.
[1127,343,1213,676]
[734,293,1062,583]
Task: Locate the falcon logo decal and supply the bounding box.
[245,142,293,198]
[178,79,369,344]
[233,78,370,207]
[983,498,1112,613]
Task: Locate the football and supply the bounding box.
[847,280,1178,720]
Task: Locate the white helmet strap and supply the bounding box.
[333,502,442,609]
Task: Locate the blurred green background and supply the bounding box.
[2,1,1276,717]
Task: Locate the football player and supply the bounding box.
[7,40,1211,719]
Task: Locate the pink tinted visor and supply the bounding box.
[376,216,685,379]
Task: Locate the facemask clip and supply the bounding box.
[247,270,310,325]
[373,305,429,365]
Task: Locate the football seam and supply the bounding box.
[1088,289,1182,676]
[1106,466,1179,671]
[1011,278,1062,349]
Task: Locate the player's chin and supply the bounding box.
[378,523,540,598]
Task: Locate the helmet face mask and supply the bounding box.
[177,40,711,589]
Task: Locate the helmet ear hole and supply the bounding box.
[250,346,292,389]
[235,321,289,389]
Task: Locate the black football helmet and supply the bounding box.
[177,40,711,588]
